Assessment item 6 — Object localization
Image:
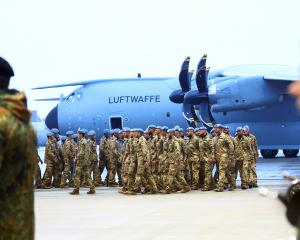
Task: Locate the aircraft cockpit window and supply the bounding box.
[65,91,83,101]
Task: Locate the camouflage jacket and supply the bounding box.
[87,138,98,164]
[198,134,213,162]
[246,134,259,159]
[234,135,252,161]
[99,137,110,160]
[63,138,75,164]
[45,138,58,164]
[212,132,234,161]
[108,136,120,161]
[76,137,89,166]
[185,135,200,161]
[0,90,36,239]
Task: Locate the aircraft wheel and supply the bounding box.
[283,149,299,158]
[260,149,278,158]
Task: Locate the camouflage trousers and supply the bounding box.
[35,163,42,187]
[127,160,137,191]
[52,162,64,187]
[235,160,250,186]
[157,158,167,190]
[90,161,101,184]
[121,161,130,190]
[60,160,73,186]
[116,162,122,185]
[43,160,56,186]
[108,159,117,185]
[134,166,157,193]
[166,163,190,192]
[74,165,94,189]
[203,161,215,190]
[189,160,200,188]
[248,158,257,185]
[99,155,109,182]
[216,158,235,189]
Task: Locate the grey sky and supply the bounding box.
[1,0,300,118]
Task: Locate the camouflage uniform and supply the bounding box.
[87,138,101,185]
[157,136,168,191]
[0,91,36,239]
[99,136,110,183]
[212,132,235,191]
[120,137,130,192]
[133,136,157,193]
[165,137,190,193]
[52,140,63,187]
[246,134,258,186]
[185,135,200,189]
[108,136,120,186]
[177,137,189,182]
[35,152,43,188]
[126,137,138,193]
[116,137,124,185]
[73,137,94,190]
[226,134,236,188]
[60,138,75,186]
[43,138,59,186]
[199,134,214,190]
[148,135,159,185]
[234,135,252,187]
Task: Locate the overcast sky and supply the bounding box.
[1,0,300,118]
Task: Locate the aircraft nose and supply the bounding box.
[45,105,58,129]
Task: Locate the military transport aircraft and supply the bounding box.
[33,55,300,158]
[31,110,49,146]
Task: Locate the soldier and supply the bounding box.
[148,125,159,187]
[42,132,59,188]
[70,129,95,195]
[157,126,169,192]
[198,127,215,191]
[50,128,63,187]
[195,127,205,189]
[175,127,189,186]
[164,129,190,193]
[210,128,219,183]
[185,127,200,190]
[60,131,76,188]
[119,128,131,193]
[243,125,259,188]
[115,130,124,186]
[0,56,36,239]
[99,129,110,185]
[125,129,139,195]
[87,130,101,186]
[223,126,237,189]
[35,151,43,189]
[107,129,120,186]
[132,129,158,194]
[212,124,235,192]
[234,127,252,189]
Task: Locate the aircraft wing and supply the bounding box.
[219,64,300,81]
[32,77,172,90]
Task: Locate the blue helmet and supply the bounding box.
[186,127,194,131]
[199,126,207,130]
[66,130,74,135]
[162,126,169,131]
[243,125,250,131]
[214,124,223,128]
[46,132,54,137]
[236,127,243,132]
[51,128,59,134]
[88,130,96,136]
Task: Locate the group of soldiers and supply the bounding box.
[37,123,259,195]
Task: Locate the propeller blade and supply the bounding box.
[182,103,197,128]
[196,55,209,93]
[179,56,191,92]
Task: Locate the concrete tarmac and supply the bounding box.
[35,157,300,240]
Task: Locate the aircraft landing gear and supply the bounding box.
[283,149,299,158]
[261,149,278,158]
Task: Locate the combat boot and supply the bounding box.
[93,182,101,187]
[118,187,127,194]
[69,188,80,195]
[181,186,191,193]
[252,183,258,188]
[41,183,52,189]
[125,190,136,195]
[87,189,96,194]
[214,188,224,192]
[241,185,249,190]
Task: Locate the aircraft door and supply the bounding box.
[110,116,123,129]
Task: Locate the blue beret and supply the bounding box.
[46,132,54,137]
[224,125,229,129]
[148,125,156,128]
[61,136,67,141]
[236,127,243,132]
[199,126,207,130]
[78,129,85,134]
[156,126,162,129]
[103,129,110,134]
[210,129,215,134]
[194,127,200,132]
[186,127,194,131]
[66,131,74,135]
[179,128,183,132]
[73,134,78,139]
[123,127,130,132]
[51,128,59,134]
[243,125,250,130]
[162,126,169,131]
[88,130,96,136]
[167,128,175,133]
[214,124,223,128]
